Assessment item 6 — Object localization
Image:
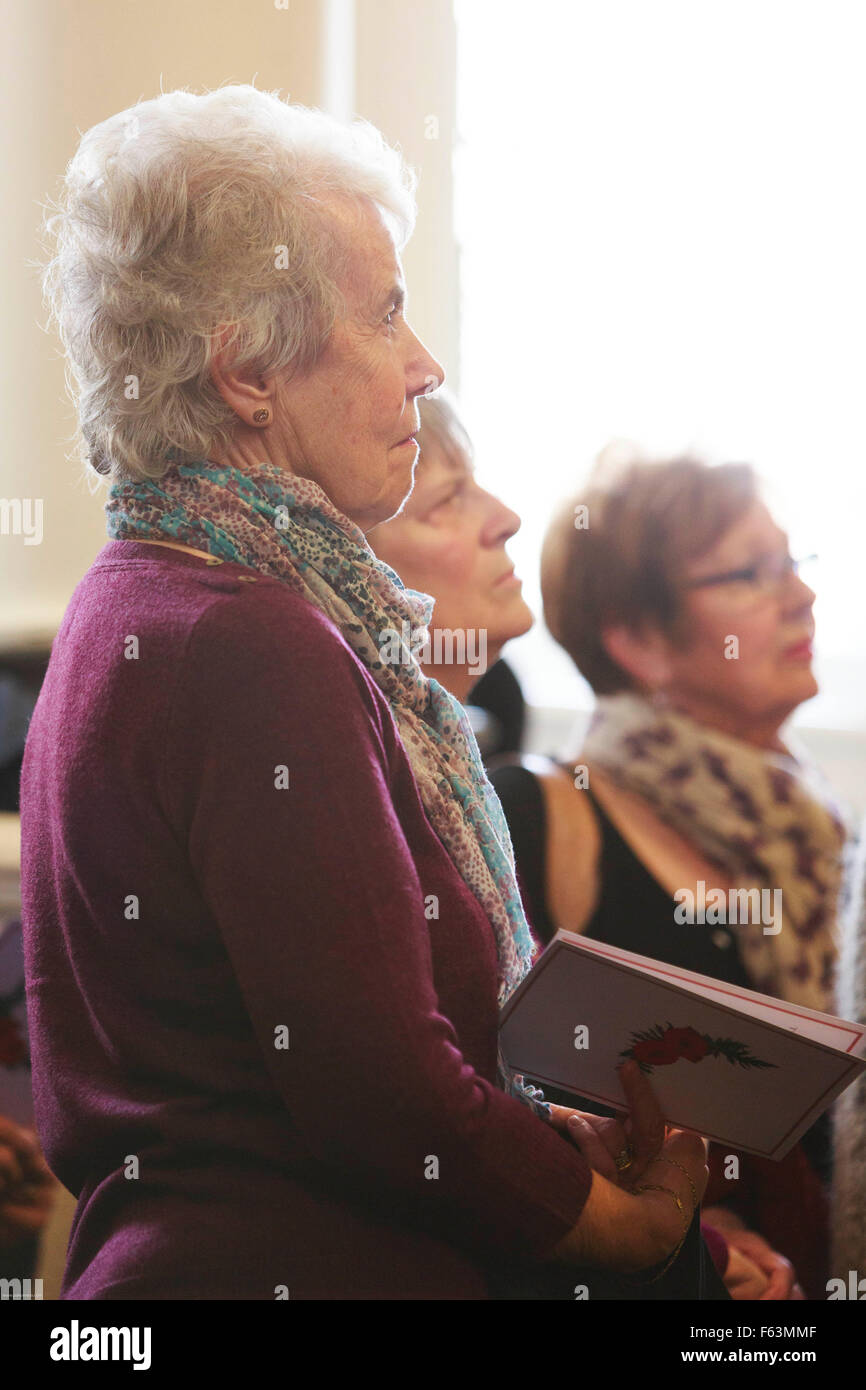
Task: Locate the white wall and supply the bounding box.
[0,0,459,654]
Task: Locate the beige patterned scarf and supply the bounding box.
[582,693,849,1011]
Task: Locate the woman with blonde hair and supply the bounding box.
[371,387,534,711]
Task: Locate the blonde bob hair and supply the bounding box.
[40,84,417,482]
[416,387,473,465]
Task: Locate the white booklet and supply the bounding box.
[499,931,866,1159]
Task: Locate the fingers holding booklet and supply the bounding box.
[544,1059,710,1274]
[548,1057,702,1185]
[546,1119,709,1275]
[500,931,866,1160]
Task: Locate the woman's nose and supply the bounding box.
[406,328,444,398]
[785,571,816,611]
[481,492,521,546]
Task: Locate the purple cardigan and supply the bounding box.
[19,540,591,1299]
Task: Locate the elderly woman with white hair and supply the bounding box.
[20,85,713,1300]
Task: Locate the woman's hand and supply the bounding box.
[0,1119,55,1247]
[548,1104,633,1184]
[702,1205,803,1300]
[725,1230,802,1300]
[0,1116,35,1193]
[549,1059,669,1185]
[724,1244,771,1299]
[546,1060,710,1272]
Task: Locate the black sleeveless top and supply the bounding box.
[488,762,752,988]
[484,761,733,1300]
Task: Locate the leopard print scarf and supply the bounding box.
[582,692,849,1011]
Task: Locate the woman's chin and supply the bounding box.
[784,663,820,704]
[486,606,535,655]
[765,673,820,730]
[500,596,535,643]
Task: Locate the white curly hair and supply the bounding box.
[39,83,417,482]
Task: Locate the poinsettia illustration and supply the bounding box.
[620,1022,776,1075]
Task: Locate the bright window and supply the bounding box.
[454,0,866,731]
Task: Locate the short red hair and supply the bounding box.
[541,453,758,694]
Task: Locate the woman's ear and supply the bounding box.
[208,329,272,415]
[601,624,674,692]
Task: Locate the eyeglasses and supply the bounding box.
[684,552,817,597]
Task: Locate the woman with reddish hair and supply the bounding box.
[491,450,847,1298]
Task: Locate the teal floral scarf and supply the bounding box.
[105,458,547,1113]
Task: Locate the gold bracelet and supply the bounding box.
[634,1183,688,1226]
[620,1183,691,1286]
[655,1156,698,1210]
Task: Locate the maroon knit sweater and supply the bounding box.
[19,540,592,1299]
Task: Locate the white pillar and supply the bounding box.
[354,0,460,394]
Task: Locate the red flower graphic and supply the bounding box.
[662,1026,710,1062]
[620,1021,776,1074]
[632,1038,678,1066]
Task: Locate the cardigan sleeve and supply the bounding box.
[162,592,593,1262]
